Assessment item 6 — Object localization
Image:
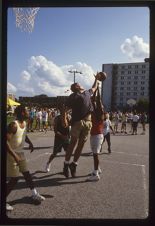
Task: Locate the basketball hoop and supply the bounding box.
[13,7,40,33]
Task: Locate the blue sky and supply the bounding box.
[7,7,149,97]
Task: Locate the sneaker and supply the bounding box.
[87,173,100,181]
[45,163,51,172]
[32,193,45,202]
[63,162,69,178]
[98,167,102,174]
[6,203,14,211]
[90,168,102,176]
[69,162,77,178]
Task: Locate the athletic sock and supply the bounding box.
[94,170,98,175]
[31,188,37,196]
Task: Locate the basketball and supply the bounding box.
[96,72,107,81]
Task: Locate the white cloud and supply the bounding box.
[11,55,96,97]
[21,71,31,81]
[120,35,149,62]
[7,82,17,93]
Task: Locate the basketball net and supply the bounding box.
[13,8,40,33]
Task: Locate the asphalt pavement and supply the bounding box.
[6,123,149,222]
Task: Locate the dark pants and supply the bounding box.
[104,132,111,151]
[132,122,138,134]
[53,136,69,154]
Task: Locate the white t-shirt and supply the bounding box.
[42,111,48,122]
[36,111,42,120]
[103,119,112,136]
[132,115,139,122]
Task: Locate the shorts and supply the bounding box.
[114,121,119,126]
[42,121,48,126]
[7,152,28,177]
[122,121,126,126]
[53,136,70,154]
[71,118,92,143]
[90,134,104,154]
[132,122,138,129]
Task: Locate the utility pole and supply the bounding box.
[68,70,82,83]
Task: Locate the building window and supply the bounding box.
[135,71,138,74]
[128,71,131,74]
[141,87,145,90]
[121,71,124,74]
[134,81,138,85]
[121,76,124,80]
[135,65,138,69]
[142,70,146,74]
[127,81,131,85]
[128,65,131,69]
[134,87,137,90]
[120,87,124,90]
[121,66,125,69]
[121,81,124,85]
[142,76,145,79]
[141,81,145,85]
[127,87,130,90]
[120,92,123,96]
[133,92,137,96]
[142,65,146,68]
[127,76,131,80]
[134,76,138,80]
[141,92,144,95]
[127,92,130,96]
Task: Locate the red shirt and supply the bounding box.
[90,113,104,135]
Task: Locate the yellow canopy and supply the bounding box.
[7,98,21,106]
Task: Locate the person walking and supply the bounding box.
[63,72,105,178]
[6,105,45,211]
[45,104,71,172]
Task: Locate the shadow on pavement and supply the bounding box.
[8,194,54,209]
[10,173,90,192]
[24,146,53,150]
[9,196,45,206]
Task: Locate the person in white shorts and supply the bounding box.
[6,105,45,212]
[87,89,104,181]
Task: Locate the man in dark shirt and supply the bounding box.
[63,74,101,178]
[45,104,71,172]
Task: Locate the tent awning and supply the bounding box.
[7,98,21,106]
